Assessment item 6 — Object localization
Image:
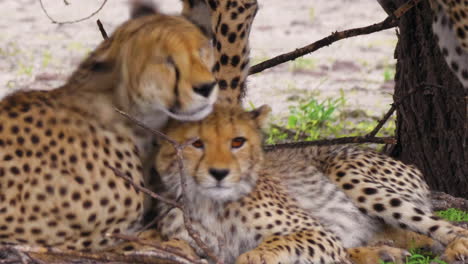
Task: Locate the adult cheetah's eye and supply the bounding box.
[231,137,246,149]
[192,139,204,149]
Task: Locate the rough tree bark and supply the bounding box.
[390,0,467,198]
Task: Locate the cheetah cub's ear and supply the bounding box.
[129,0,159,19]
[247,104,271,129]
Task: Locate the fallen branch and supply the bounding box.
[108,233,205,264]
[249,0,421,75]
[264,136,395,151]
[39,0,108,24]
[0,245,167,264]
[431,191,468,211]
[112,108,222,264]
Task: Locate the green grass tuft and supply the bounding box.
[378,247,447,264]
[435,208,468,222]
[265,92,395,144]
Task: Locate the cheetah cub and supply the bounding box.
[155,105,427,264]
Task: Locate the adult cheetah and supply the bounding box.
[0,2,217,251]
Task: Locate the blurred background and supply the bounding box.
[0,0,397,142]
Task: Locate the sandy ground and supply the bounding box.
[0,0,396,119]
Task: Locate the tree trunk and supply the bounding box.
[391,0,468,198]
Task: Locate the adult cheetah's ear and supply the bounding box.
[248,105,271,128]
[181,0,212,37]
[129,0,159,19]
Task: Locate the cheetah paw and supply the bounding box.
[236,250,282,264]
[348,245,411,264]
[441,237,468,264]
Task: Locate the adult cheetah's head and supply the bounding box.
[156,104,271,202]
[69,1,218,126]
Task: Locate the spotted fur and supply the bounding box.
[182,0,258,105]
[155,105,468,263]
[0,3,217,251]
[430,0,468,90]
[270,144,468,263]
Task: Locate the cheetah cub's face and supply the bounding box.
[157,105,271,202]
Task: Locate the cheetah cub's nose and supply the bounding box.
[209,168,230,181]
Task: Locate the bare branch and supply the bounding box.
[107,165,181,209]
[249,17,397,75]
[107,233,206,264]
[0,245,168,264]
[264,136,396,151]
[113,109,223,264]
[366,105,396,138]
[249,0,422,75]
[38,0,108,25]
[114,108,179,146]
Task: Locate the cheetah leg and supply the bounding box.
[369,224,444,253]
[353,225,467,263]
[346,224,448,264]
[324,154,468,262]
[346,245,410,264]
[236,231,351,264]
[182,0,259,105]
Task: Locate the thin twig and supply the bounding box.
[107,233,205,264]
[140,196,181,231]
[96,19,109,40]
[106,165,180,208]
[366,105,396,138]
[115,108,178,145]
[264,136,396,151]
[113,109,222,264]
[249,0,421,75]
[38,0,108,25]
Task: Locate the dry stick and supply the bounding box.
[97,19,109,40]
[249,0,422,75]
[108,153,221,264]
[0,245,166,264]
[112,108,222,264]
[108,233,205,264]
[365,83,428,138]
[38,0,108,24]
[264,136,395,151]
[366,104,396,138]
[106,165,180,208]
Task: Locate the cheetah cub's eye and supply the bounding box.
[231,137,246,149]
[192,139,204,149]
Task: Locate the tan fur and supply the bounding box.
[182,0,258,105]
[155,105,351,263]
[0,8,217,251]
[429,0,468,89]
[155,105,468,263]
